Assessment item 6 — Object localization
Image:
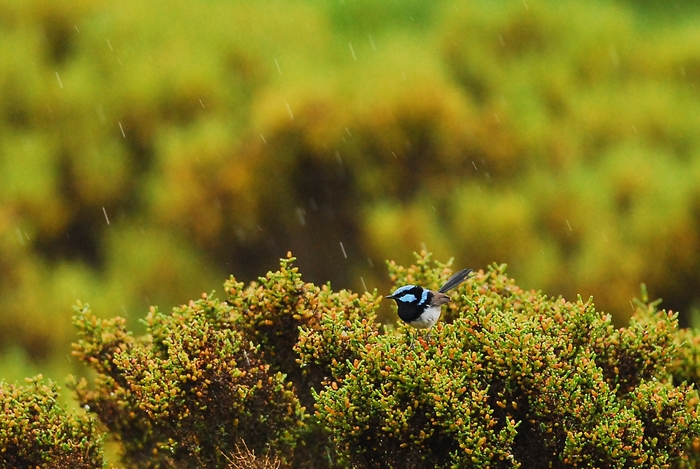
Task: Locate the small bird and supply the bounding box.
[386,269,473,329]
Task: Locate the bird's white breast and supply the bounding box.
[408,305,442,329]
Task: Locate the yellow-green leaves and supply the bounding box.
[303,253,700,468]
[60,253,700,468]
[0,375,105,468]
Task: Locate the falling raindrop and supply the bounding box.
[102,207,111,225]
[275,59,282,74]
[340,242,347,259]
[368,34,376,51]
[360,277,368,292]
[118,122,126,138]
[349,42,356,60]
[55,72,63,89]
[284,100,294,119]
[296,207,306,226]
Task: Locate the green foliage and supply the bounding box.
[3,0,700,459]
[4,253,698,467]
[0,375,105,469]
[673,328,700,386]
[6,0,700,386]
[222,254,382,410]
[70,297,305,468]
[298,252,700,468]
[69,254,384,468]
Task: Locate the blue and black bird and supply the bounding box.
[386,269,473,329]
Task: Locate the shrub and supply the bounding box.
[298,253,700,468]
[69,254,377,468]
[0,375,105,468]
[7,0,700,387]
[68,252,700,467]
[70,296,305,468]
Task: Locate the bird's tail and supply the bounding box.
[438,268,473,293]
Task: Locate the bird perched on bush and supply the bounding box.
[386,269,473,328]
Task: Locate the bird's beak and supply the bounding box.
[385,294,394,299]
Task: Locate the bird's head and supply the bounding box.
[386,285,429,307]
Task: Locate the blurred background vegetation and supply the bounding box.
[2,0,700,385]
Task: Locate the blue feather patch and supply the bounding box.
[398,293,417,303]
[391,285,416,296]
[418,289,429,306]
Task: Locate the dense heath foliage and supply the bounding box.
[4,253,700,467]
[4,0,700,384]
